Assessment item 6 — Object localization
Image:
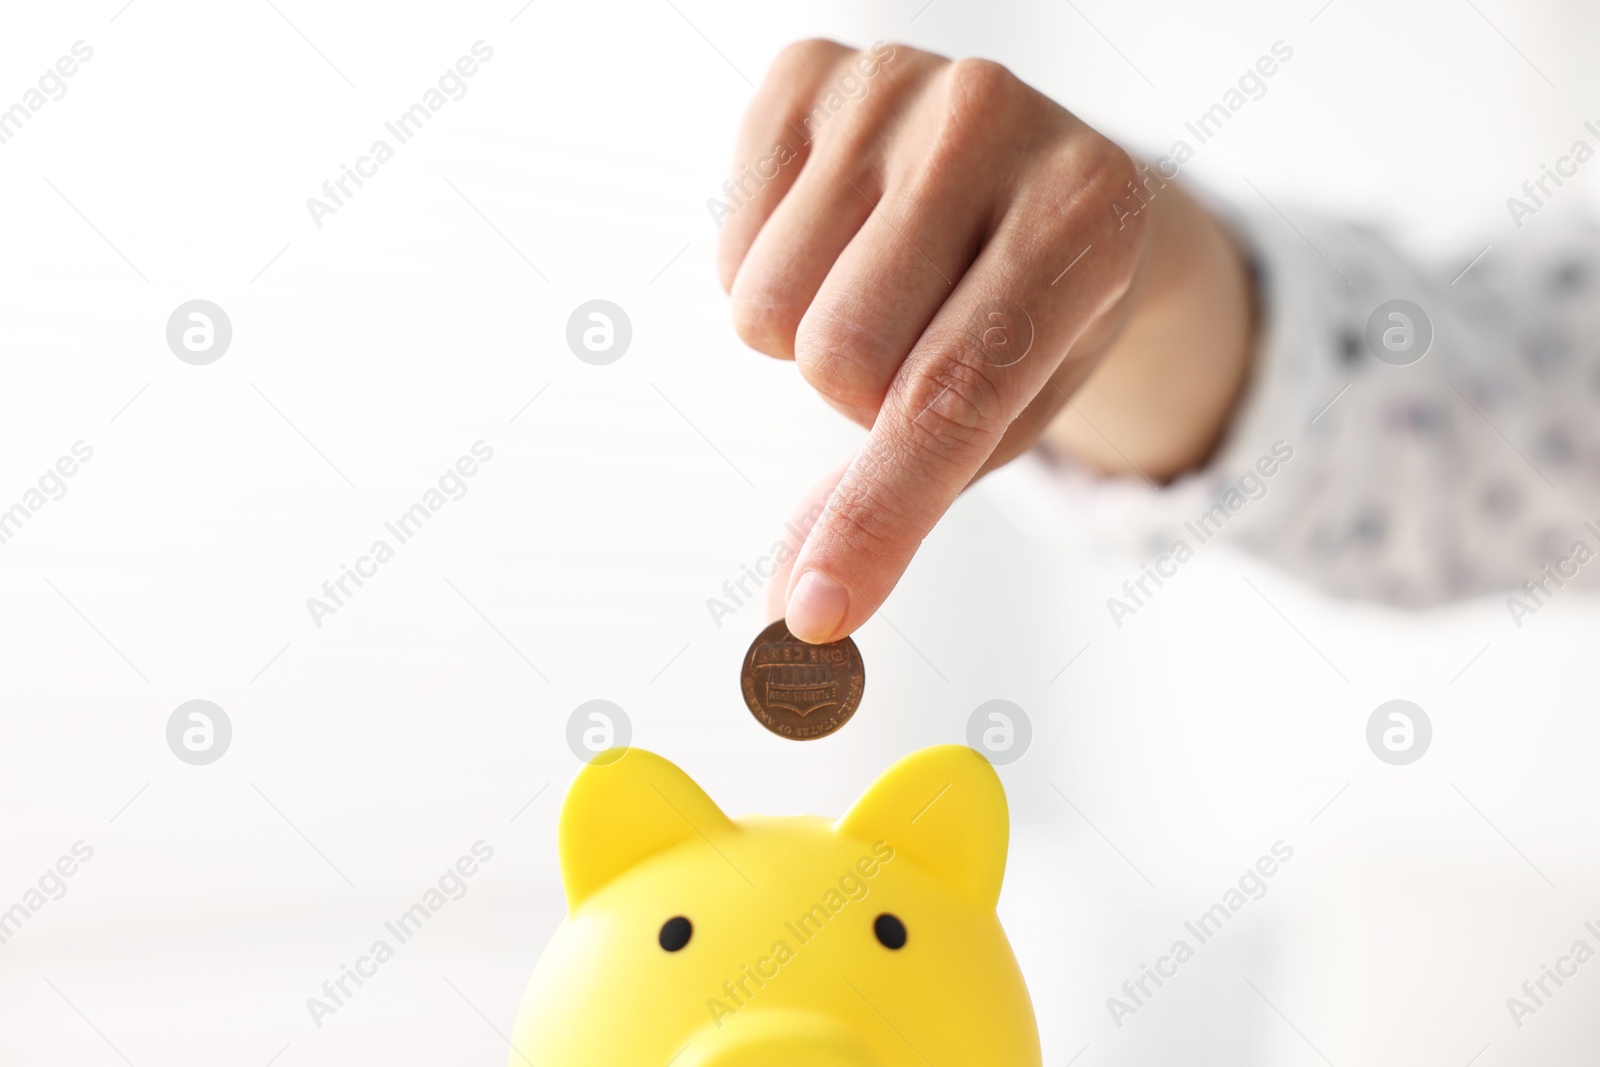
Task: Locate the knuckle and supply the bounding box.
[714,231,745,294]
[795,49,915,161]
[1087,142,1148,283]
[826,462,911,553]
[915,58,1020,180]
[901,349,1009,461]
[1063,136,1142,227]
[824,488,899,556]
[729,284,802,359]
[771,38,850,82]
[1037,135,1145,292]
[944,56,1017,112]
[1085,139,1142,211]
[795,307,895,412]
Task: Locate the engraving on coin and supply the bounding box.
[740,619,864,740]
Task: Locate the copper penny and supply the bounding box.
[740,619,865,740]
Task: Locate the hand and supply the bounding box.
[720,40,1254,643]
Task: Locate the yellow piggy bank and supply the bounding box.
[508,744,1042,1066]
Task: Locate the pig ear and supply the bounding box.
[835,745,1008,908]
[558,748,735,912]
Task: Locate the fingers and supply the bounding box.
[792,176,994,427]
[715,40,849,294]
[727,151,878,360]
[728,46,1154,642]
[722,41,945,364]
[782,140,1144,643]
[789,57,1031,427]
[764,458,852,623]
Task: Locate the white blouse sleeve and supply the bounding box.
[1085,203,1600,609]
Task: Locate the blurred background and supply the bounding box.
[0,0,1596,1064]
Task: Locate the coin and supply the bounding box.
[740,619,865,740]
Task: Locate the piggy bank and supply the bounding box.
[508,744,1042,1066]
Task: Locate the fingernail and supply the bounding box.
[786,570,849,644]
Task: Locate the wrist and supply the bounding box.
[1042,177,1256,482]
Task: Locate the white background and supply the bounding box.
[1,0,1597,1064]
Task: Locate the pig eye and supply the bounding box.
[873,913,907,950]
[659,916,693,952]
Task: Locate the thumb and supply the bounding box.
[766,457,853,624]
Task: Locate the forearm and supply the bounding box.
[1041,177,1256,482]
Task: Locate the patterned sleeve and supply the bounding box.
[1078,203,1600,611]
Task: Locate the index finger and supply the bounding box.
[781,164,1140,643]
